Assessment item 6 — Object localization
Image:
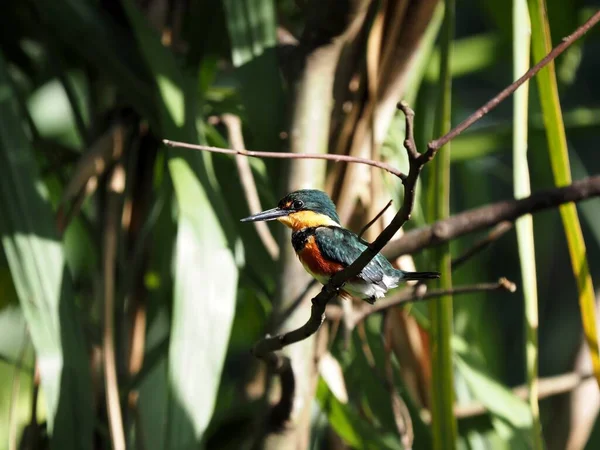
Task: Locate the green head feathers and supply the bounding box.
[278,190,340,224]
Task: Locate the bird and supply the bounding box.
[240,189,439,304]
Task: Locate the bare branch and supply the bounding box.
[452,221,513,269]
[252,101,424,360]
[220,114,280,260]
[162,139,407,180]
[358,199,393,239]
[425,10,600,156]
[326,278,516,326]
[383,175,600,259]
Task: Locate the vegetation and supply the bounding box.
[1,0,600,449]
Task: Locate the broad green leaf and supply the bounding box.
[454,338,532,446]
[527,0,600,388]
[426,0,457,448]
[0,51,93,449]
[316,378,398,450]
[27,72,86,147]
[222,0,285,152]
[122,2,240,448]
[35,0,157,124]
[512,2,543,448]
[342,319,430,447]
[426,33,502,81]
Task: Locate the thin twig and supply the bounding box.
[426,9,600,155]
[57,125,127,233]
[104,163,126,450]
[162,140,407,180]
[358,199,393,239]
[220,114,280,259]
[451,221,513,269]
[383,175,600,259]
[327,278,516,327]
[251,102,423,365]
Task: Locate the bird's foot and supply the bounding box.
[364,296,376,305]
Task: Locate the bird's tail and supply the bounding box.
[401,270,440,281]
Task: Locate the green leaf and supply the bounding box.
[512,1,543,447]
[222,0,285,152]
[426,0,457,448]
[527,0,600,389]
[426,33,502,81]
[35,0,157,123]
[0,51,93,449]
[122,2,240,448]
[454,338,532,445]
[316,378,398,450]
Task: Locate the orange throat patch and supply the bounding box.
[297,235,344,278]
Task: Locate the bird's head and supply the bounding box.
[240,189,340,231]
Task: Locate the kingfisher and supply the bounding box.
[241,189,439,304]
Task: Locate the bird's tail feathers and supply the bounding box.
[400,270,440,281]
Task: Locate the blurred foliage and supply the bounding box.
[1,0,600,449]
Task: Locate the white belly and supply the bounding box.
[301,260,398,300]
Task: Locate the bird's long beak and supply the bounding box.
[240,207,289,222]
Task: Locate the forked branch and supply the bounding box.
[251,102,428,363]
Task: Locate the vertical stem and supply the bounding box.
[104,164,126,450]
[512,1,543,448]
[527,0,600,390]
[427,0,457,448]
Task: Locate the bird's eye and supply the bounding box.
[292,200,304,209]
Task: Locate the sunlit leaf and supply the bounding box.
[527,0,600,389]
[0,51,93,449]
[454,338,532,444]
[122,2,240,448]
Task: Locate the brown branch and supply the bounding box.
[451,221,514,269]
[426,9,600,155]
[220,114,280,259]
[251,102,423,362]
[358,199,393,239]
[326,278,516,326]
[104,164,126,450]
[162,139,407,180]
[383,175,600,259]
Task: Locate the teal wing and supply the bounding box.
[314,226,395,287]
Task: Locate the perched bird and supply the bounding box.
[241,189,439,304]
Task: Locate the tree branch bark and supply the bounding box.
[383,175,600,259]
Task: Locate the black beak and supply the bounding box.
[240,207,289,223]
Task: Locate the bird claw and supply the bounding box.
[364,296,376,305]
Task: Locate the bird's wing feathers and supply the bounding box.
[314,227,392,287]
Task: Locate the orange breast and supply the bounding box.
[298,236,345,276]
